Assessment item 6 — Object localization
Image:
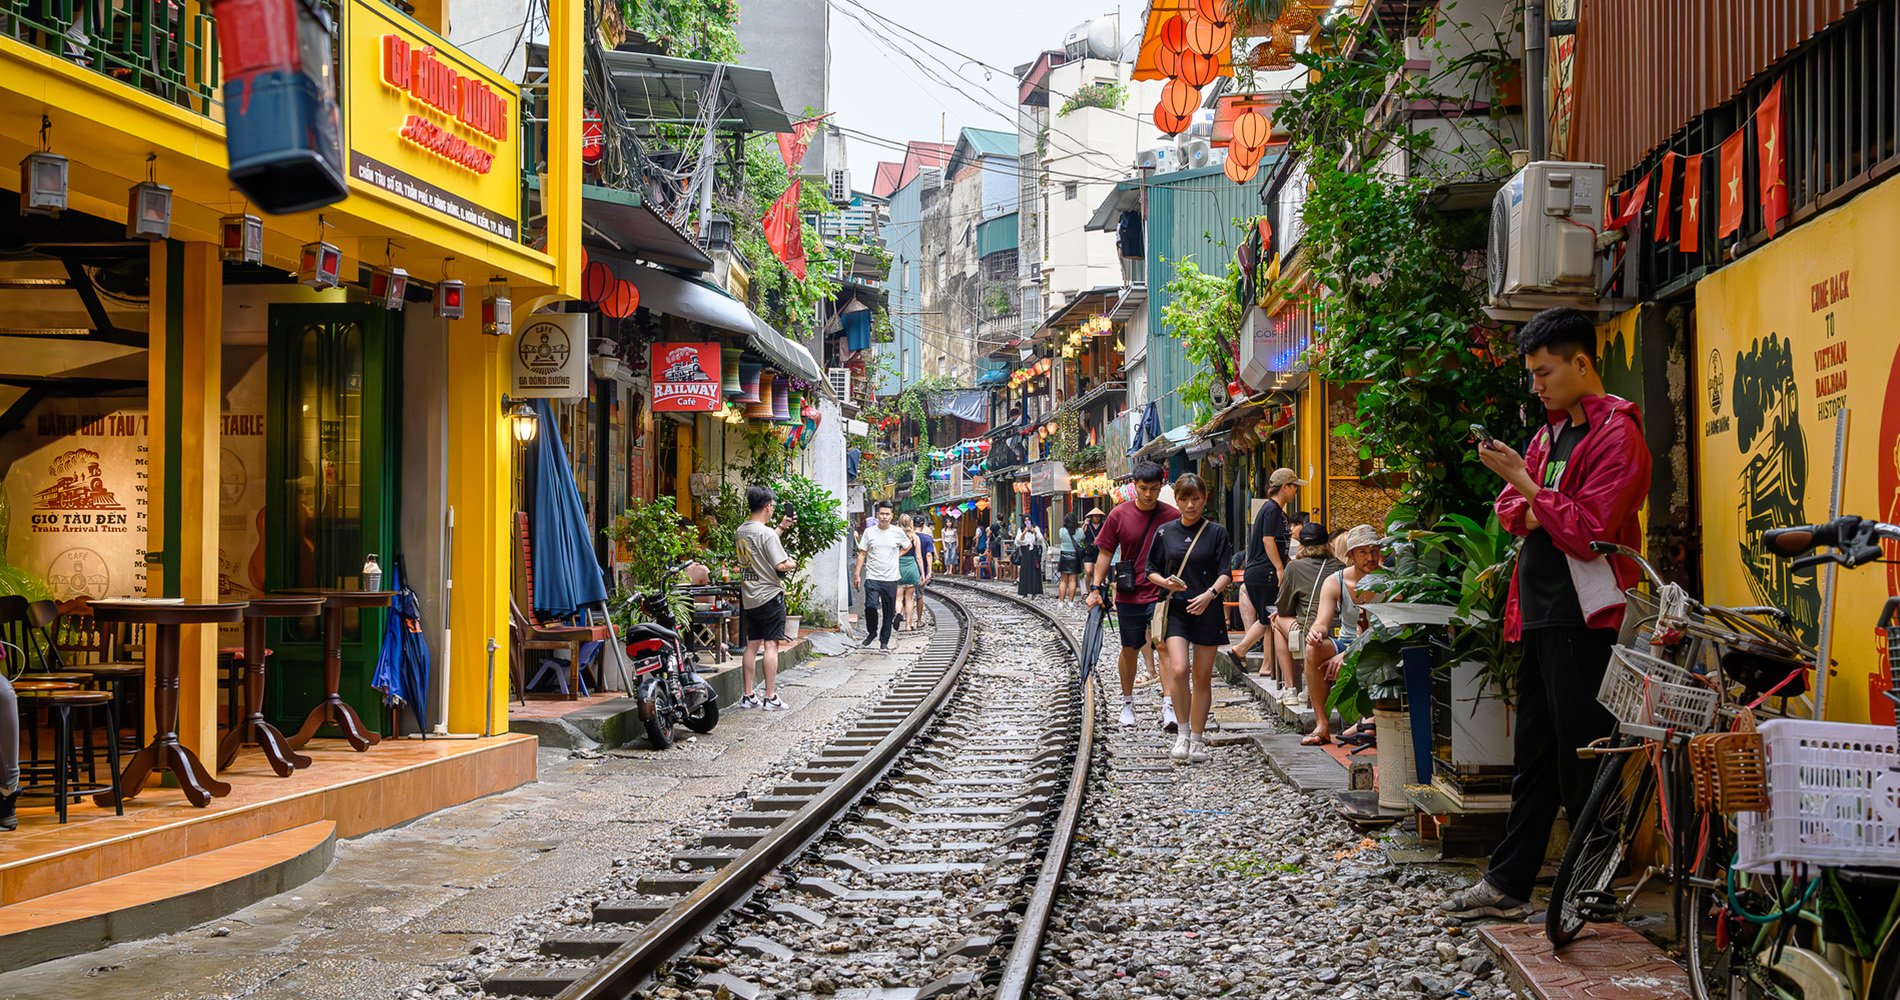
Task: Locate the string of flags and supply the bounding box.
[1609,79,1786,251]
[762,114,832,280]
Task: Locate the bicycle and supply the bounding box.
[1545,541,1815,951]
[1675,516,1900,1000]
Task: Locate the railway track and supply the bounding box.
[481,582,1097,1000]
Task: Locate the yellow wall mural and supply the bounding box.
[1695,178,1900,725]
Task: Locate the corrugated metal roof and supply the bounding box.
[944,128,1019,178]
[590,48,794,132]
[976,212,1020,258]
[1569,0,1861,180]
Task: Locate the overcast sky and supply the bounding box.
[828,0,1136,183]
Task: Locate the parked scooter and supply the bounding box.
[621,562,719,747]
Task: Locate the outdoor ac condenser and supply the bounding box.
[1488,160,1605,300]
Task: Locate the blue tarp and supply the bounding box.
[529,398,610,618]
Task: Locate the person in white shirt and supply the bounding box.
[852,501,911,651]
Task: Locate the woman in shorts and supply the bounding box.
[1146,474,1231,764]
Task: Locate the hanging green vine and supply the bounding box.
[1159,254,1244,423]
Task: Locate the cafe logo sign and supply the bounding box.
[510,315,588,399]
[651,343,722,412]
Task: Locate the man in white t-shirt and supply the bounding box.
[853,501,910,651]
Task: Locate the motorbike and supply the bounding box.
[620,562,719,748]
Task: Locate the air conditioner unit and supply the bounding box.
[1135,146,1178,173]
[1177,138,1224,170]
[828,168,851,205]
[828,366,852,400]
[1488,160,1605,300]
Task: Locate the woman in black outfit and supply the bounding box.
[1146,474,1231,764]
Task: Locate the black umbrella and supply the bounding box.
[1079,588,1109,682]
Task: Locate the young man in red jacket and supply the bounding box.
[1442,307,1652,921]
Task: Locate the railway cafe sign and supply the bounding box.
[650,343,723,412]
[512,315,588,398]
[342,0,522,240]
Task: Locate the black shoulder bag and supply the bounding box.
[1112,505,1163,591]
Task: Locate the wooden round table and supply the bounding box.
[277,590,395,753]
[85,599,247,808]
[216,595,325,777]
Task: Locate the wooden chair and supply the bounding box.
[511,512,610,701]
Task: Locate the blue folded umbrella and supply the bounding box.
[372,558,431,732]
[529,398,610,619]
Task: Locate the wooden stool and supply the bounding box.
[16,688,121,822]
[24,671,89,687]
[69,662,145,753]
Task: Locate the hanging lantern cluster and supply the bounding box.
[1008,356,1053,388]
[1225,105,1272,184]
[581,256,642,319]
[1151,0,1236,136]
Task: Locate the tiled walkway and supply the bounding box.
[1480,922,1692,1000]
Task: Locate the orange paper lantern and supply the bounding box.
[602,278,639,318]
[1227,140,1264,169]
[1156,43,1182,79]
[1162,78,1201,119]
[1158,14,1187,52]
[1194,0,1228,22]
[1225,155,1259,184]
[1178,48,1218,88]
[1185,16,1232,57]
[582,261,614,303]
[1153,102,1190,135]
[1233,109,1271,148]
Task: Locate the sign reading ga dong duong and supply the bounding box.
[651,343,722,412]
[511,315,588,398]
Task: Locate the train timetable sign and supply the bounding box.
[342,0,522,239]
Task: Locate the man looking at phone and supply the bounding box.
[1442,307,1651,922]
[854,501,910,652]
[735,485,797,710]
[1087,461,1182,729]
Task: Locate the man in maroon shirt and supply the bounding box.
[1086,461,1182,728]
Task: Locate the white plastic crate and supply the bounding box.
[1597,645,1721,735]
[1735,719,1900,872]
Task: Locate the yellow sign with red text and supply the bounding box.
[342,0,522,241]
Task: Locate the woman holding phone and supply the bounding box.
[1146,474,1232,763]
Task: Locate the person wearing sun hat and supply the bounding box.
[1300,524,1385,746]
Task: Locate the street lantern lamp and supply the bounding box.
[506,400,538,442]
[20,151,68,217]
[221,213,265,264]
[127,180,174,240]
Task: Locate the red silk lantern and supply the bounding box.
[1185,17,1232,57]
[1224,155,1259,184]
[1156,43,1182,79]
[1194,0,1227,22]
[1178,49,1218,88]
[1162,78,1200,120]
[1158,14,1187,52]
[582,261,614,303]
[1154,103,1190,135]
[1233,109,1271,149]
[1228,140,1264,169]
[601,278,639,318]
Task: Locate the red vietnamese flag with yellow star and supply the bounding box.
[763,179,807,279]
[1680,154,1703,253]
[1717,130,1747,237]
[1757,80,1788,236]
[1654,153,1678,241]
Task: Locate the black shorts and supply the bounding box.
[742,596,787,643]
[1165,600,1229,646]
[1116,601,1157,649]
[1246,578,1279,618]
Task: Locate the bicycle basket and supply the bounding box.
[1597,644,1721,735]
[1735,719,1900,872]
[1689,731,1767,814]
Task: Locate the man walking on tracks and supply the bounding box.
[854,501,910,653]
[1442,307,1652,921]
[1086,461,1182,730]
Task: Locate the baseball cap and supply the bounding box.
[1269,468,1308,488]
[1342,524,1383,553]
[1298,521,1329,545]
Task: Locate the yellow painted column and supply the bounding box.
[444,316,511,734]
[546,0,581,300]
[145,241,223,763]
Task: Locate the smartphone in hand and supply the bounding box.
[1469,423,1500,448]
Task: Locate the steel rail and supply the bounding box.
[932,580,1097,1000]
[556,591,979,1000]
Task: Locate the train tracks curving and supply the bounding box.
[482,582,1096,1000]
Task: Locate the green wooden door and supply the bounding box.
[264,304,400,736]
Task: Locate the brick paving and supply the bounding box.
[1479,922,1691,1000]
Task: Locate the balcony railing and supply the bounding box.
[4,0,221,116]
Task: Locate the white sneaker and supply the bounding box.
[1119,700,1136,727]
[739,694,762,709]
[1160,700,1179,733]
[762,695,787,711]
[1188,733,1209,763]
[1170,732,1191,761]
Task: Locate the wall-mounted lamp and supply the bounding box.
[505,399,538,442]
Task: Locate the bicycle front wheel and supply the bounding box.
[1547,738,1656,946]
[1685,821,1738,1000]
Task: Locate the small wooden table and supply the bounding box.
[216,595,325,776]
[279,590,394,753]
[86,599,247,808]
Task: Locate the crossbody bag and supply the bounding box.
[1149,520,1210,646]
